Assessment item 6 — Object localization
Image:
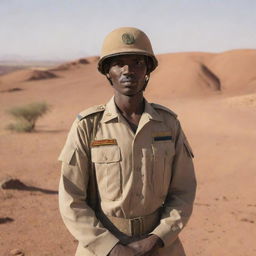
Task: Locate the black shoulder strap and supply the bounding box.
[86,112,103,211]
[86,113,133,242]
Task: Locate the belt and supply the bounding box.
[106,210,160,237]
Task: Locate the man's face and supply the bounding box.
[107,55,148,97]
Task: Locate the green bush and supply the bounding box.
[7,102,50,132]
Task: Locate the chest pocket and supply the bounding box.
[91,145,122,201]
[152,140,175,200]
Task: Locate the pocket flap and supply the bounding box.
[58,146,77,165]
[152,140,175,157]
[91,145,121,163]
[183,140,194,158]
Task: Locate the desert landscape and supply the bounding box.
[0,49,255,256]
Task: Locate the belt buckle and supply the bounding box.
[129,216,144,236]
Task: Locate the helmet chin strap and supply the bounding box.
[141,74,150,91]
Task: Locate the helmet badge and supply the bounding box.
[122,33,135,45]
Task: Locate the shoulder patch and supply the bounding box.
[151,103,177,118]
[77,104,105,121]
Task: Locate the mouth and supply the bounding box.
[120,78,137,86]
[121,78,134,82]
[120,74,137,83]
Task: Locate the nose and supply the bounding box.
[122,64,133,74]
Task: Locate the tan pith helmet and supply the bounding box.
[98,27,158,74]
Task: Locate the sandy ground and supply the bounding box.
[0,51,255,256]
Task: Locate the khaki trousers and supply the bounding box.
[75,237,186,256]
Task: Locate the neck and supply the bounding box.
[114,92,144,116]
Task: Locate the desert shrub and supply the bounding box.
[7,120,35,132]
[7,102,50,132]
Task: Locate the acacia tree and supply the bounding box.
[7,102,50,132]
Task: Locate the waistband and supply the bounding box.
[107,210,160,237]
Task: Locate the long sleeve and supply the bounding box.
[58,119,119,256]
[151,121,197,247]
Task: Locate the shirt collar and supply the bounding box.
[101,96,119,123]
[101,96,163,123]
[143,99,163,122]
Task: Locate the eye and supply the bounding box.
[135,59,145,66]
[110,60,124,67]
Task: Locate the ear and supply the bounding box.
[105,74,113,85]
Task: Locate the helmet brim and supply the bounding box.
[98,51,158,74]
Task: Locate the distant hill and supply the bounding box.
[1,50,255,98]
[148,49,256,97]
[0,65,25,76]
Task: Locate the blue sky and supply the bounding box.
[0,0,255,60]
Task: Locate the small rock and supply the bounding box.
[0,217,14,224]
[0,178,27,190]
[9,249,25,256]
[78,58,89,64]
[247,204,256,207]
[240,218,254,224]
[7,88,23,92]
[0,88,23,93]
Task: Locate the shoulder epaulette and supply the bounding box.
[151,103,178,118]
[77,104,105,121]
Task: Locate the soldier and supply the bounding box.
[58,27,196,256]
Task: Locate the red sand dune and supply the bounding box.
[148,50,256,98]
[0,68,57,86]
[26,70,57,81]
[49,57,91,71]
[1,50,256,97]
[0,49,255,256]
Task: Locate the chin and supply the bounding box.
[123,90,143,97]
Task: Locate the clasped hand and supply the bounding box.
[108,234,162,256]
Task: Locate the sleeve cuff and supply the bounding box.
[151,222,181,247]
[86,230,119,256]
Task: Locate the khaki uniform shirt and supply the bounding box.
[58,97,196,256]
